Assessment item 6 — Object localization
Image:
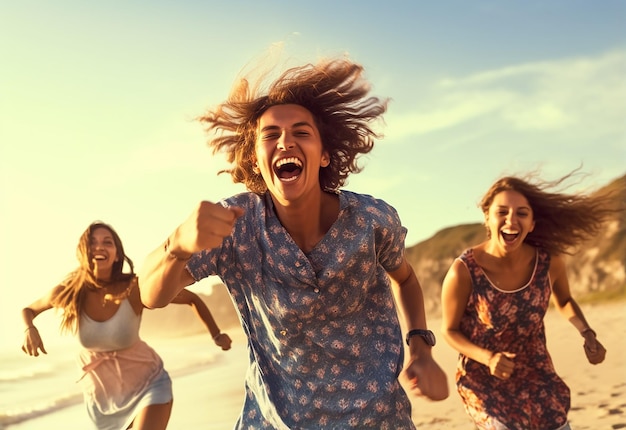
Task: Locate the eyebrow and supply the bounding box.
[259,121,314,132]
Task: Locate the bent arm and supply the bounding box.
[441,259,516,380]
[389,258,448,400]
[550,254,593,332]
[21,286,62,356]
[170,288,221,338]
[139,202,243,309]
[139,233,197,309]
[441,259,493,366]
[389,259,430,356]
[550,254,606,364]
[170,288,233,351]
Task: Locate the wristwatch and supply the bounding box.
[405,329,436,347]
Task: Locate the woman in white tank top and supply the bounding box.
[20,221,233,430]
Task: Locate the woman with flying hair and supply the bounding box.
[139,57,448,429]
[441,171,618,430]
[21,221,232,430]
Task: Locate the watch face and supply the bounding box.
[424,331,436,346]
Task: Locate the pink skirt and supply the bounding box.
[77,340,172,429]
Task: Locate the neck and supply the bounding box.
[483,241,533,267]
[272,190,339,253]
[93,265,113,283]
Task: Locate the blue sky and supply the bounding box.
[1,1,625,347]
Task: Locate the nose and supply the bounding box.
[276,131,295,150]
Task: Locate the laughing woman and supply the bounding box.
[21,221,232,430]
[440,172,620,430]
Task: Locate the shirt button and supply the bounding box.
[313,288,320,293]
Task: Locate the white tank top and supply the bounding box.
[79,299,141,352]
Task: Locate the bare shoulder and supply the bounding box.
[443,257,471,286]
[126,277,144,314]
[548,252,567,279]
[49,284,66,298]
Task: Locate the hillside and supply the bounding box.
[142,173,626,334]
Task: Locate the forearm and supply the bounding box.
[555,296,594,334]
[550,256,595,335]
[190,299,221,338]
[443,328,493,366]
[393,271,433,358]
[139,239,194,308]
[22,308,37,330]
[21,297,52,330]
[21,306,46,356]
[395,273,428,331]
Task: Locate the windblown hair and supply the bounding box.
[198,58,389,194]
[51,221,134,333]
[479,170,621,255]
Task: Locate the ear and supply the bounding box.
[321,152,330,168]
[252,161,260,174]
[529,220,536,233]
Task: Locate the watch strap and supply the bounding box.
[405,329,436,346]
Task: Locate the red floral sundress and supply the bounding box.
[456,247,570,430]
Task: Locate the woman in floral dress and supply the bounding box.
[441,172,616,430]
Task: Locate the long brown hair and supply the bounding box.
[479,170,623,255]
[51,221,134,333]
[199,58,388,194]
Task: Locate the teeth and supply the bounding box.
[94,255,106,260]
[275,157,302,168]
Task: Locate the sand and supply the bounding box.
[7,301,625,429]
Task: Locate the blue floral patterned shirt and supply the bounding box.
[187,190,415,429]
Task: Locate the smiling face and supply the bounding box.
[254,104,330,206]
[485,190,536,252]
[89,227,119,280]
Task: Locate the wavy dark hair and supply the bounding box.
[479,170,622,255]
[51,221,134,332]
[198,58,389,194]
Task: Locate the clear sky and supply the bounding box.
[1,1,625,348]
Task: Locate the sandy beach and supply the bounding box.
[7,301,625,429]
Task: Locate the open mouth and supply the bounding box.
[93,255,107,261]
[273,157,303,182]
[501,231,519,243]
